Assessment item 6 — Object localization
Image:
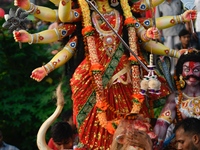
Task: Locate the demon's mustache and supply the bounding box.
[183,75,200,81]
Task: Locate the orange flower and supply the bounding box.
[90,63,104,72]
[81,26,94,36]
[132,93,145,103]
[124,17,136,25]
[129,55,137,61]
[106,121,120,134]
[96,100,108,110]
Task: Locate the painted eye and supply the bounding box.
[134,22,140,28]
[70,42,76,48]
[193,68,200,72]
[62,30,68,36]
[138,39,142,44]
[140,4,146,10]
[144,20,150,26]
[183,68,190,72]
[74,11,79,18]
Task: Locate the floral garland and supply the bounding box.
[121,0,145,114]
[82,26,95,37]
[174,74,183,121]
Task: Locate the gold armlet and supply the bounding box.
[157,118,171,124]
[158,110,173,124]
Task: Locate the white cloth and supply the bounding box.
[195,0,200,32]
[195,0,200,11]
[163,35,180,49]
[195,12,200,32]
[164,123,175,141]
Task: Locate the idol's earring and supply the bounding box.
[179,75,185,88]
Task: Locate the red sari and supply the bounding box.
[70,10,150,149]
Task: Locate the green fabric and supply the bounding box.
[77,43,124,127]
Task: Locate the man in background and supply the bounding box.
[175,29,199,50]
[126,117,200,150]
[60,109,76,132]
[49,121,74,150]
[174,118,200,150]
[48,109,78,150]
[0,130,19,150]
[170,29,200,74]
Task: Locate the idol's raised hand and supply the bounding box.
[31,66,47,82]
[14,0,31,10]
[182,10,197,22]
[146,27,160,40]
[13,30,31,43]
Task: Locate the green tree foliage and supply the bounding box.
[0,18,72,150]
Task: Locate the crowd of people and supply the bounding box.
[123,117,200,150]
[2,0,200,150]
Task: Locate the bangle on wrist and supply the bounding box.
[28,34,39,44]
[42,66,48,76]
[141,30,150,41]
[28,34,33,45]
[43,62,55,74]
[26,3,37,14]
[175,15,183,24]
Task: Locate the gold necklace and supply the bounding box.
[182,92,200,100]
